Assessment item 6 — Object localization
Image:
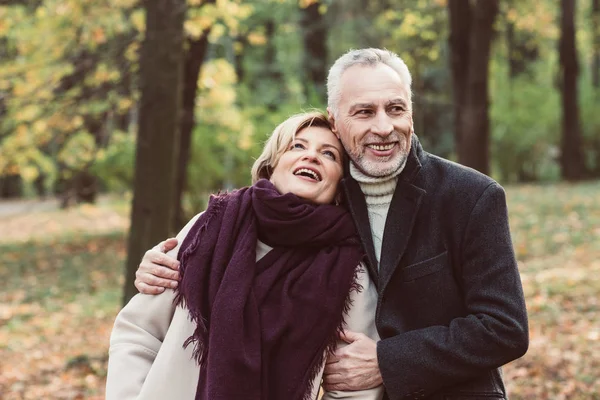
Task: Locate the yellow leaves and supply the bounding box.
[14,105,41,123]
[247,31,267,46]
[58,131,97,170]
[185,15,212,37]
[21,165,40,182]
[130,8,145,33]
[507,7,519,23]
[93,27,107,44]
[185,0,252,39]
[299,0,319,8]
[90,63,120,85]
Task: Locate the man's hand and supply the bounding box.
[134,238,181,294]
[322,330,383,391]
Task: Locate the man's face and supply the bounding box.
[329,63,413,178]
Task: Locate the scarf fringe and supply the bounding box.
[174,192,229,367]
[300,260,365,400]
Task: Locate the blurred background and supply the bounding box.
[0,0,599,398]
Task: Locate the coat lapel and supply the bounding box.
[378,135,426,293]
[342,176,379,286]
[378,181,425,294]
[341,135,427,292]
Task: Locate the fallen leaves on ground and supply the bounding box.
[1,182,599,399]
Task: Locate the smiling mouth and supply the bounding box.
[293,167,322,182]
[367,143,396,151]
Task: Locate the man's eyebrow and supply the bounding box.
[348,102,375,112]
[387,98,408,107]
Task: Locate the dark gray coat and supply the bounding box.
[341,136,529,400]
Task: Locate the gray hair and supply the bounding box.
[326,48,413,116]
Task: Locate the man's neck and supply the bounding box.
[349,162,404,205]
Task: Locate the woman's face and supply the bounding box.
[269,126,344,204]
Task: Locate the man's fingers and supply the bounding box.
[325,351,341,365]
[322,372,347,391]
[144,249,180,271]
[339,330,363,343]
[135,270,179,289]
[159,238,179,253]
[135,281,166,295]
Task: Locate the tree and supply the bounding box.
[123,0,186,304]
[300,0,327,104]
[559,0,587,181]
[448,0,499,175]
[173,0,215,232]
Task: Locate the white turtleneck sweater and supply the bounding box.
[349,162,404,268]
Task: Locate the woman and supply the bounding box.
[106,111,383,400]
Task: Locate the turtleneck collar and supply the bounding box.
[349,157,406,205]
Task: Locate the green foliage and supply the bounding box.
[1,0,599,204]
[91,130,136,192]
[490,59,561,182]
[579,74,600,173]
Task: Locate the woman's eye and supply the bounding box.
[323,150,336,160]
[291,142,305,150]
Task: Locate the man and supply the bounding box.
[133,48,528,399]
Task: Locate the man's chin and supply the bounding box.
[355,156,407,178]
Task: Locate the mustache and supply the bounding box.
[363,131,403,143]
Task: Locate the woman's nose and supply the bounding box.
[302,150,321,164]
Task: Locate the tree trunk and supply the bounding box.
[559,0,587,181]
[300,1,328,104]
[123,0,186,304]
[173,33,212,232]
[448,0,471,154]
[449,0,498,175]
[263,19,285,111]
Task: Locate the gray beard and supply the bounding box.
[349,151,408,178]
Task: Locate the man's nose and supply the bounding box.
[370,112,393,136]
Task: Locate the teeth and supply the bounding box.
[294,168,320,181]
[369,143,395,151]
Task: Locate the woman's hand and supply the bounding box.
[134,238,181,294]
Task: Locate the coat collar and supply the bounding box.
[341,135,426,290]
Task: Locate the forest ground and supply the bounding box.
[1,182,599,399]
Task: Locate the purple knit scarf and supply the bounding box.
[175,179,364,400]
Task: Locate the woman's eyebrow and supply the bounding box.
[321,143,342,154]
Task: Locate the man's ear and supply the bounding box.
[327,107,339,138]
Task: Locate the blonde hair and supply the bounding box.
[251,111,332,183]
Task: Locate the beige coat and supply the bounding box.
[106,213,384,400]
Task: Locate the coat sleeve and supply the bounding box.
[377,183,529,399]
[105,213,202,400]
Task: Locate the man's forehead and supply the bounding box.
[339,64,409,100]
